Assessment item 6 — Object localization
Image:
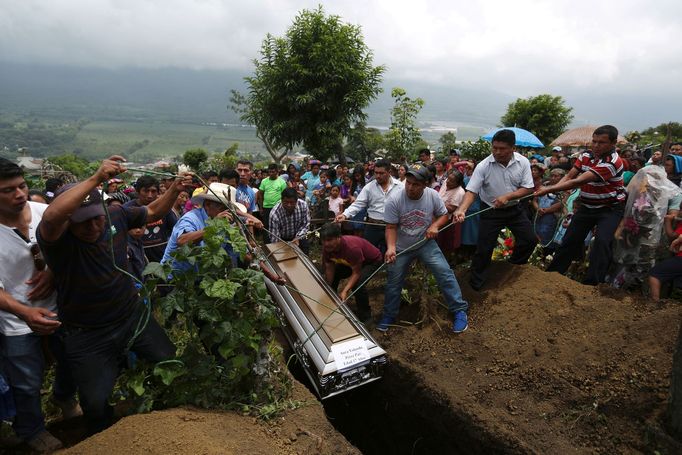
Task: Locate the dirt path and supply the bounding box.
[368,262,682,454]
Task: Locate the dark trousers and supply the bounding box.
[262,207,272,243]
[59,303,175,434]
[331,262,381,313]
[0,333,76,440]
[547,205,623,285]
[363,223,387,255]
[470,203,537,289]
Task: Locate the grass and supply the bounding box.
[72,121,268,161]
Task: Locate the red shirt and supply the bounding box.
[574,150,625,209]
[323,235,382,268]
[676,225,682,258]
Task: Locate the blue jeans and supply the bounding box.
[59,302,175,434]
[383,240,468,319]
[0,333,77,440]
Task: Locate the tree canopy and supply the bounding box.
[235,6,384,164]
[438,131,457,154]
[500,94,574,145]
[183,148,208,171]
[384,87,425,162]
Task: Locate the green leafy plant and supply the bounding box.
[121,217,290,415]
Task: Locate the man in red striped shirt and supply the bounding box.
[536,125,625,285]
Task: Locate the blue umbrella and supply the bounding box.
[481,127,544,148]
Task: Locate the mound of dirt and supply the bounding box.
[368,261,682,453]
[61,381,358,455]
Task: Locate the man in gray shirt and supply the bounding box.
[454,129,537,291]
[379,166,469,333]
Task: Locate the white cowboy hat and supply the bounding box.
[192,182,246,213]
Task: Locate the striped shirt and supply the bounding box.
[38,205,147,327]
[574,150,625,208]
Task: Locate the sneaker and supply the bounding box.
[376,316,395,332]
[468,280,483,291]
[26,430,63,453]
[453,311,468,333]
[51,395,83,420]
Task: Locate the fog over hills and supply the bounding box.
[0,62,509,130]
[0,62,675,135]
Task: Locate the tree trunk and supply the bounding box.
[668,320,682,439]
[335,142,347,165]
[259,133,285,165]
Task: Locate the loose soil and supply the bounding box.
[50,262,682,454]
[60,381,358,455]
[352,261,682,454]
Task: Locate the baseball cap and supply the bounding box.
[552,146,562,152]
[405,165,431,182]
[54,183,108,223]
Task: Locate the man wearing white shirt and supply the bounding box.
[0,158,79,452]
[454,129,537,290]
[335,159,403,253]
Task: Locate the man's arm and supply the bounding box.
[40,155,125,242]
[536,171,598,197]
[492,186,535,208]
[384,224,398,263]
[146,174,192,222]
[295,205,310,239]
[0,289,60,335]
[324,261,336,285]
[177,230,205,246]
[426,214,449,239]
[339,262,363,301]
[337,185,369,221]
[453,191,477,223]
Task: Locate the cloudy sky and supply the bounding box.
[1,0,680,129]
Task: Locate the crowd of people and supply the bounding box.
[1,124,681,450]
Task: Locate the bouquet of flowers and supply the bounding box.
[492,228,514,261]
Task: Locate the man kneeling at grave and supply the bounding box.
[321,223,383,324]
[378,166,469,333]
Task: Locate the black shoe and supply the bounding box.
[357,308,372,324]
[469,280,483,291]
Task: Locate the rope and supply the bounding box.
[100,180,153,352]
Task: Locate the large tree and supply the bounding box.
[384,87,425,162]
[438,131,457,154]
[233,6,384,164]
[343,121,385,163]
[500,94,574,145]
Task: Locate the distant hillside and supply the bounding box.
[0,62,506,132]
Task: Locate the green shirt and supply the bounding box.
[259,177,287,208]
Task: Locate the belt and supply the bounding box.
[366,217,386,225]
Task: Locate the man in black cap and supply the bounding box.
[378,165,469,333]
[37,155,191,434]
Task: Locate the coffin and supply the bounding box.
[261,241,387,399]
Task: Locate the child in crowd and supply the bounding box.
[311,171,331,207]
[328,185,344,217]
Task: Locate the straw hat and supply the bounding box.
[192,182,246,213]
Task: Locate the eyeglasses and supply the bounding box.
[29,243,46,271]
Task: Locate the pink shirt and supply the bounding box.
[328,196,344,216]
[438,186,465,212]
